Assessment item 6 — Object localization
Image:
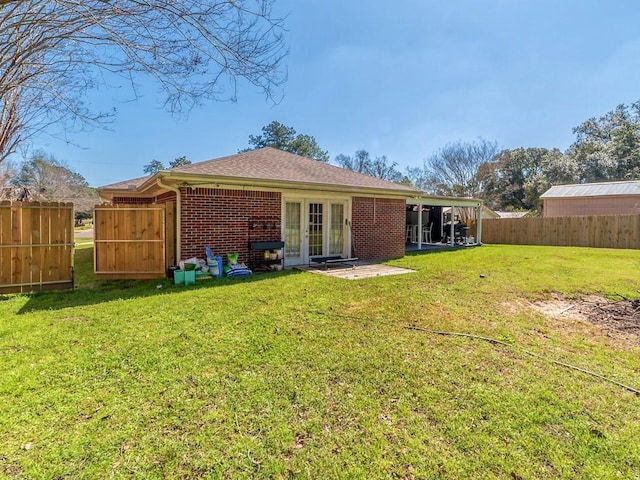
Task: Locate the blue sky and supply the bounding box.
[27,0,640,187]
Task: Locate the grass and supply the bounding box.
[1,243,639,478]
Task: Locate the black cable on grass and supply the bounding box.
[305,309,640,396]
[405,325,640,396]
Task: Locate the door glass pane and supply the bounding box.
[285,202,301,257]
[330,204,344,255]
[308,203,323,257]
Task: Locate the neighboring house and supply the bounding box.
[540,180,640,217]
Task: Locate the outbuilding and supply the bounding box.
[541,180,640,217]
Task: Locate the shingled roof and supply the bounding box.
[99,147,418,194]
[99,174,152,191]
[174,147,416,190]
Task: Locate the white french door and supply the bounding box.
[283,199,349,265]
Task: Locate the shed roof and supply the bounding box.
[540,180,640,199]
[99,147,418,195]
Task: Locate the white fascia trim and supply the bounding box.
[160,173,418,200]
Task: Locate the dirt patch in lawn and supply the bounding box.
[530,294,640,345]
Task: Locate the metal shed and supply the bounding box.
[541,180,640,217]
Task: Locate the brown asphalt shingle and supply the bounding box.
[99,147,417,193]
[99,175,151,191]
[170,147,416,191]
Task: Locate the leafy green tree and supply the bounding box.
[247,121,296,151]
[143,156,191,174]
[566,101,640,182]
[243,121,330,162]
[288,134,330,163]
[143,160,166,175]
[169,156,191,168]
[482,147,571,213]
[522,149,575,213]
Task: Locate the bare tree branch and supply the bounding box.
[0,0,288,162]
[420,138,499,197]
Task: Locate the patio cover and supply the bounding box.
[406,195,483,248]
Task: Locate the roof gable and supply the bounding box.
[100,175,151,191]
[99,147,418,194]
[168,147,415,192]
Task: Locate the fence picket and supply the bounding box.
[94,204,167,280]
[0,201,74,293]
[483,214,640,249]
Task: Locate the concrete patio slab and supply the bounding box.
[295,263,415,280]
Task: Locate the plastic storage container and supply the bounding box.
[205,248,223,278]
[207,255,223,278]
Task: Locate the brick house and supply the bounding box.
[97,147,422,267]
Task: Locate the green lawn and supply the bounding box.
[1,243,639,479]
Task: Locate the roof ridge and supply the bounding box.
[99,147,419,193]
[550,179,640,188]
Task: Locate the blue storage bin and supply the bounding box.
[214,256,223,278]
[205,248,223,278]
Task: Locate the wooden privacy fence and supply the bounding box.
[94,202,175,280]
[0,201,74,294]
[482,214,640,249]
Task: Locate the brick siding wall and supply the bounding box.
[180,188,282,265]
[352,197,405,260]
[156,192,177,204]
[109,191,407,265]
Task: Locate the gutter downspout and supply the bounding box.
[476,204,483,245]
[156,176,182,261]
